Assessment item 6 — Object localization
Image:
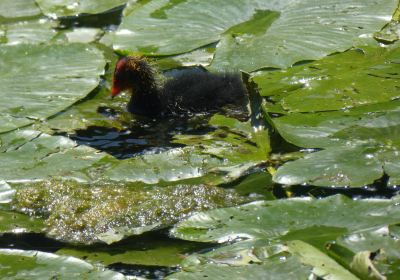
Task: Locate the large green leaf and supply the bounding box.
[173,115,270,165]
[170,195,400,279]
[57,233,208,267]
[0,44,105,133]
[113,0,396,71]
[0,130,106,182]
[0,249,128,279]
[35,0,127,17]
[168,255,311,280]
[272,101,400,187]
[172,195,400,242]
[253,45,400,113]
[0,19,57,46]
[0,0,41,19]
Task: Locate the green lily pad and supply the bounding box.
[0,128,255,185]
[0,130,106,182]
[172,195,400,242]
[287,240,359,280]
[338,226,400,277]
[36,0,127,17]
[57,232,210,267]
[170,195,400,279]
[0,44,105,133]
[173,115,270,165]
[0,249,128,279]
[1,19,57,45]
[0,0,41,19]
[253,45,400,113]
[11,179,248,244]
[271,101,400,187]
[113,0,396,71]
[168,255,311,280]
[64,28,103,43]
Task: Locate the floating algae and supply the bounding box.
[13,180,249,244]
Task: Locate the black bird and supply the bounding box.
[111,56,248,117]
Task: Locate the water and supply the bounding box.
[70,115,213,159]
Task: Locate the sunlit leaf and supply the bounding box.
[172,195,400,242]
[0,0,41,19]
[271,101,400,187]
[253,45,400,112]
[170,195,400,278]
[36,0,127,17]
[0,44,105,133]
[0,249,128,279]
[113,0,396,71]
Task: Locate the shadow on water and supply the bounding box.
[69,116,214,159]
[57,5,125,30]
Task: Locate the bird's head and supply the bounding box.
[111,56,155,98]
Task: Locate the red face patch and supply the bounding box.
[111,57,127,98]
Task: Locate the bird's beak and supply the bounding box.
[111,81,121,98]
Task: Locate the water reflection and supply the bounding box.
[69,116,213,159]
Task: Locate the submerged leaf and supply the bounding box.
[12,179,248,244]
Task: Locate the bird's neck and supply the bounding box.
[128,81,163,116]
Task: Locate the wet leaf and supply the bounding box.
[0,130,106,182]
[0,128,253,185]
[172,195,400,242]
[253,45,400,113]
[173,115,269,165]
[0,44,105,133]
[168,255,311,280]
[0,249,128,279]
[12,180,248,244]
[57,234,208,267]
[0,0,41,19]
[36,0,127,17]
[288,240,358,280]
[170,195,400,278]
[113,0,396,71]
[1,19,57,45]
[272,101,400,187]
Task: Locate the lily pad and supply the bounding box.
[57,233,208,267]
[0,0,41,19]
[0,128,254,185]
[0,249,128,279]
[170,195,400,279]
[113,0,396,71]
[272,101,400,187]
[172,195,400,242]
[0,130,106,182]
[168,255,311,280]
[173,115,270,165]
[11,179,248,244]
[0,43,105,133]
[1,19,57,45]
[36,0,127,18]
[253,45,400,113]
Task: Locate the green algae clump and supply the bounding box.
[13,180,248,244]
